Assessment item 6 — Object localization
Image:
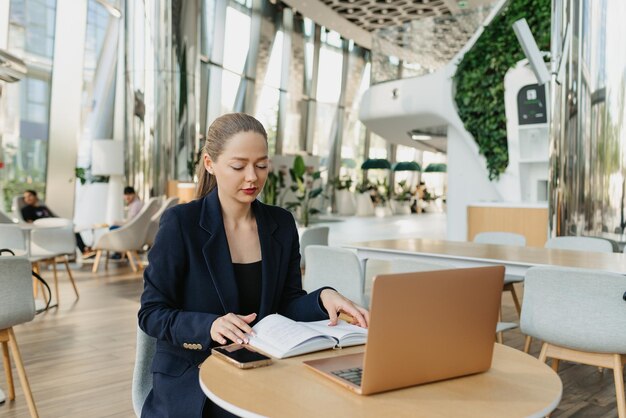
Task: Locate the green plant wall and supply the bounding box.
[454,0,551,180]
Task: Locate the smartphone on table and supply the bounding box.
[211,344,272,369]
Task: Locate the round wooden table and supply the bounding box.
[199,343,562,418]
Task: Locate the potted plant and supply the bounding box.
[261,166,286,206]
[371,178,392,217]
[284,156,323,227]
[354,179,375,216]
[391,180,413,215]
[332,175,355,215]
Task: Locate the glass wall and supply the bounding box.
[0,0,434,215]
[0,0,57,210]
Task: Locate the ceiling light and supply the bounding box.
[408,130,433,141]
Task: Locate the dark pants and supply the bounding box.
[75,233,86,252]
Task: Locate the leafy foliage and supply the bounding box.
[454,0,551,180]
[331,175,353,191]
[393,180,414,202]
[284,155,322,227]
[262,169,286,206]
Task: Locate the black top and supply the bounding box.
[21,205,54,222]
[232,260,262,315]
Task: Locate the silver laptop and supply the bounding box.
[303,266,505,395]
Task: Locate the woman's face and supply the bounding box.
[204,131,269,205]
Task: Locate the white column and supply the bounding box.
[45,0,88,219]
[0,0,9,49]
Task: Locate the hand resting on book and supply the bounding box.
[209,289,369,346]
[319,288,369,328]
[246,314,368,359]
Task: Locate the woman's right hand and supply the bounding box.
[210,312,256,345]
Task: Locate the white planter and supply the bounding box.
[391,200,411,215]
[355,192,375,216]
[335,189,356,215]
[374,205,393,218]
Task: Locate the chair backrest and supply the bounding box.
[151,197,179,223]
[94,198,161,251]
[0,224,26,252]
[132,326,157,417]
[364,259,449,306]
[0,209,14,223]
[30,219,76,256]
[304,245,365,306]
[0,257,36,330]
[299,226,330,268]
[145,197,180,247]
[473,232,526,247]
[11,195,27,223]
[545,236,613,253]
[521,266,626,353]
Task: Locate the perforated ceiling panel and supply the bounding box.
[319,0,451,32]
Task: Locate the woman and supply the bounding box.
[139,113,369,417]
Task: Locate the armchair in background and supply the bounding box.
[144,197,179,248]
[92,198,160,273]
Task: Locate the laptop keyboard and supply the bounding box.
[331,367,363,386]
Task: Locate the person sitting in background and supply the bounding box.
[21,189,54,222]
[111,186,144,227]
[21,190,93,257]
[109,186,144,260]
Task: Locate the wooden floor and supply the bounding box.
[1,259,623,417]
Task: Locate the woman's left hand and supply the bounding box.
[320,289,369,328]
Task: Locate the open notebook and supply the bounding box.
[247,314,368,359]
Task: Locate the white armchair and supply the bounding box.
[92,198,160,273]
[144,197,179,248]
[11,195,26,223]
[0,210,14,223]
[30,218,80,306]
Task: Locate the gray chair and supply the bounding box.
[0,257,39,417]
[299,226,329,269]
[473,232,527,317]
[304,245,366,307]
[521,266,626,418]
[132,326,156,417]
[524,235,615,353]
[545,236,614,253]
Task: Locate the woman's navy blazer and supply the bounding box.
[138,189,329,417]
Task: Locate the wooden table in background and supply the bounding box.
[199,344,562,418]
[346,238,626,277]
